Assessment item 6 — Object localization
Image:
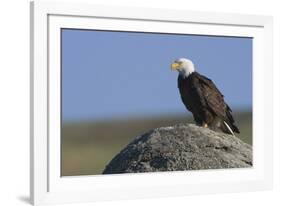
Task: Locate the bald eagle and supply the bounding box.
[171,58,240,135]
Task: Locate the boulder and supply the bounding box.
[103,124,252,174]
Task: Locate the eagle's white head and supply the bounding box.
[171,58,195,77]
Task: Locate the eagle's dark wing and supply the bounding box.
[196,73,240,133]
[196,74,226,116]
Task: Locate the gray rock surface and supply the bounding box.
[103,124,252,174]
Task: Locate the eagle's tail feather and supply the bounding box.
[223,121,234,136]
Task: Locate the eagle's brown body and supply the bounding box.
[178,72,240,134]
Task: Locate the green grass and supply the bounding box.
[62,111,252,176]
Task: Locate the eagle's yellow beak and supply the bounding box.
[171,62,180,70]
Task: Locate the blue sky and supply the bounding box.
[62,29,252,122]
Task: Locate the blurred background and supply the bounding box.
[61,29,252,176]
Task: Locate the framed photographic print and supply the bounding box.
[30,1,273,205]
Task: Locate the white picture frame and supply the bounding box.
[30,1,273,205]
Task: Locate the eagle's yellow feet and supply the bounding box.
[203,123,208,128]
